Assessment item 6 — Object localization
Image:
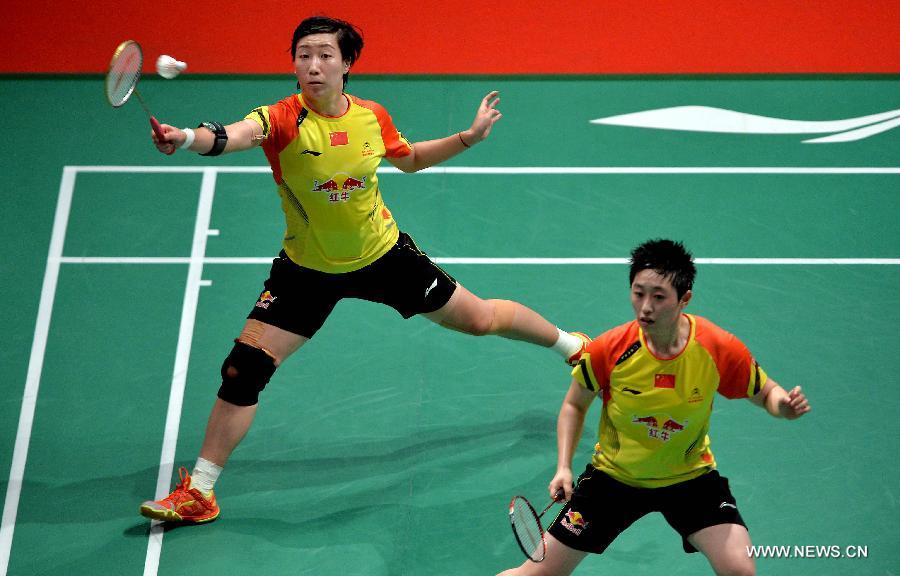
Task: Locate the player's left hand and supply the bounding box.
[778,385,811,419]
[465,90,502,144]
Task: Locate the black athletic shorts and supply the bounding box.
[247,231,457,338]
[547,465,746,554]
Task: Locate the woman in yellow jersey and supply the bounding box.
[498,239,811,576]
[139,15,589,524]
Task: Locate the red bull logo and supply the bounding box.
[632,415,658,428]
[311,179,339,192]
[312,174,366,202]
[255,290,277,310]
[632,414,687,442]
[561,510,589,536]
[341,176,366,190]
[661,419,685,432]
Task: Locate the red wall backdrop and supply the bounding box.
[3,0,899,74]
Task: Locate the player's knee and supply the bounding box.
[217,341,277,407]
[464,313,494,336]
[462,299,508,336]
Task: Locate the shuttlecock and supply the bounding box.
[156,55,187,79]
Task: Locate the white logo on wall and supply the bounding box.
[590,106,900,143]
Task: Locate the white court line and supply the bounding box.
[65,165,900,174]
[57,256,900,265]
[0,167,76,576]
[143,168,218,576]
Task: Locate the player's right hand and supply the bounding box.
[549,468,574,502]
[152,123,178,155]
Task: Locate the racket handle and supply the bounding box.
[538,489,567,518]
[149,116,175,155]
[149,116,165,139]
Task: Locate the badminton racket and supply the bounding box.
[508,488,565,562]
[105,40,169,151]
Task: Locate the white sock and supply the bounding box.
[551,328,582,358]
[191,457,222,494]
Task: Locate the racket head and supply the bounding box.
[508,495,547,562]
[106,40,143,107]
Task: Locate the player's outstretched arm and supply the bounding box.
[152,119,263,156]
[387,91,502,173]
[750,379,811,420]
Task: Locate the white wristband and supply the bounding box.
[180,128,195,150]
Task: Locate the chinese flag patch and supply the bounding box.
[654,374,676,388]
[330,131,349,146]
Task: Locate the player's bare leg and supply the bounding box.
[425,283,557,344]
[496,533,587,576]
[688,523,755,576]
[140,320,306,523]
[199,320,307,466]
[424,284,587,363]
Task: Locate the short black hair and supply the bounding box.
[291,15,363,87]
[629,239,696,299]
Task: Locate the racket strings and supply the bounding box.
[108,69,139,106]
[511,497,544,561]
[107,42,143,107]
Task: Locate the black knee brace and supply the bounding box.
[217,342,277,406]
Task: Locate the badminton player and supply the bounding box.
[139,15,589,523]
[497,239,811,576]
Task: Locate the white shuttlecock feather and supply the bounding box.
[156,55,187,79]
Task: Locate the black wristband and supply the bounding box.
[198,121,228,156]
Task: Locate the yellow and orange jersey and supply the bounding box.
[572,314,767,488]
[245,93,413,273]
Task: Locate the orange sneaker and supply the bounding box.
[566,332,591,366]
[139,467,219,523]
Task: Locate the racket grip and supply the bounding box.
[149,116,165,138]
[149,116,175,155]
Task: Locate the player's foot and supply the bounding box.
[139,466,219,523]
[566,332,591,366]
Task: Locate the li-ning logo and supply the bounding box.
[590,106,900,143]
[175,499,197,512]
[301,149,322,156]
[719,502,737,510]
